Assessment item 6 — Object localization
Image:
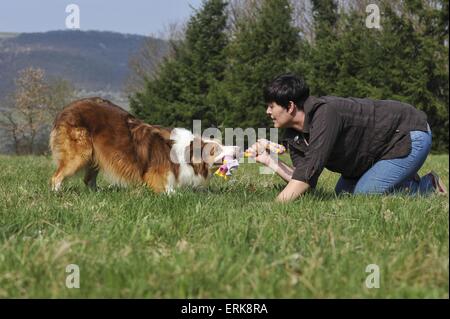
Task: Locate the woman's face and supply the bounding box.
[266,102,293,128]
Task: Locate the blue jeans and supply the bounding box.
[335,126,433,195]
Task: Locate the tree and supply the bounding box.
[130,0,229,129]
[221,0,302,129]
[397,0,449,152]
[298,0,448,151]
[297,0,340,96]
[125,25,179,95]
[0,67,75,154]
[46,76,76,121]
[5,68,48,154]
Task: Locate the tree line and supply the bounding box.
[129,0,449,152]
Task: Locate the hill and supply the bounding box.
[0,30,169,98]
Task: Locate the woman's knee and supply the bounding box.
[353,183,390,195]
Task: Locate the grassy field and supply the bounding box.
[0,154,448,298]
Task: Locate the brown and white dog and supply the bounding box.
[50,97,238,193]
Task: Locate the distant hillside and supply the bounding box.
[0,30,169,99]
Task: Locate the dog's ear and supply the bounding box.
[202,140,224,165]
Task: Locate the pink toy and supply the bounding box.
[214,155,240,180]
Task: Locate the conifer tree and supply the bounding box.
[221,0,301,128]
[300,0,448,151]
[300,0,340,96]
[130,0,228,129]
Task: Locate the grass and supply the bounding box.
[0,154,448,298]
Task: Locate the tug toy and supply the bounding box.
[214,141,286,180]
[243,141,286,158]
[214,155,240,180]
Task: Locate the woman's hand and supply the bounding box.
[246,139,295,183]
[245,139,272,166]
[276,180,310,202]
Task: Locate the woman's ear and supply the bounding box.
[288,101,297,115]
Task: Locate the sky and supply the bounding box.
[0,0,204,37]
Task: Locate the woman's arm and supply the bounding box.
[276,180,310,202]
[262,156,311,202]
[265,157,294,182]
[247,140,311,202]
[247,139,294,182]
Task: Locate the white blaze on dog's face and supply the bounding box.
[201,139,240,166]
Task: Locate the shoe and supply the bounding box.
[427,171,448,195]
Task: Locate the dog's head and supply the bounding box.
[170,128,240,179]
[198,138,240,166]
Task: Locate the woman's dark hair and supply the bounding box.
[263,74,310,110]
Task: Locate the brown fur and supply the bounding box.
[49,97,219,193]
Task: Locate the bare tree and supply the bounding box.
[125,23,186,95]
[12,68,48,154]
[0,67,75,155]
[226,0,260,35]
[227,0,315,42]
[0,99,20,155]
[290,0,315,42]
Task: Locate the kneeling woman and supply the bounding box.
[246,74,447,202]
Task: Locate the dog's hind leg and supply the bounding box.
[50,126,92,192]
[51,156,89,191]
[84,165,99,190]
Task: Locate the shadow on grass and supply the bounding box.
[49,184,135,196]
[49,182,359,203]
[309,188,339,201]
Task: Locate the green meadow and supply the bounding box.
[0,154,448,298]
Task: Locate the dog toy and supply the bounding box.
[244,141,286,157]
[214,155,240,180]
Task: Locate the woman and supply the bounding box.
[246,74,447,202]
